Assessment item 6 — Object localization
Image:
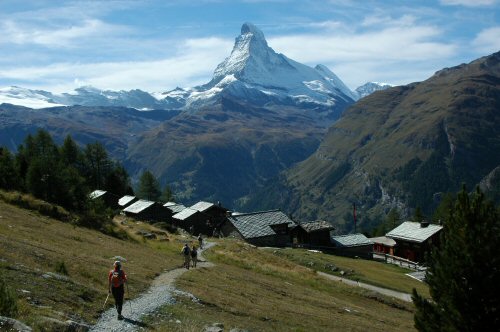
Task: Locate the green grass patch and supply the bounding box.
[270,248,429,297]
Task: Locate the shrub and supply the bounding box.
[55,261,69,275]
[0,276,18,317]
[153,222,178,234]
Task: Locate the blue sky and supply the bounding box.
[0,0,499,93]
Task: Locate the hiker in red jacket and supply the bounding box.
[108,261,127,320]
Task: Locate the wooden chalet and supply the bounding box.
[221,210,296,247]
[369,236,396,255]
[89,190,119,210]
[122,199,172,223]
[172,208,209,234]
[163,202,186,214]
[291,220,334,248]
[190,201,228,229]
[331,233,373,259]
[118,195,138,209]
[386,221,443,263]
[173,201,229,235]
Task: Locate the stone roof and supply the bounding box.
[228,210,296,239]
[386,221,443,243]
[118,195,136,207]
[89,190,106,199]
[190,201,214,212]
[165,203,186,214]
[299,220,334,233]
[369,236,396,247]
[123,200,155,214]
[173,208,199,221]
[331,233,372,247]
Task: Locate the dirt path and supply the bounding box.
[90,242,215,332]
[317,271,413,302]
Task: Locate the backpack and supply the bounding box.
[111,270,124,287]
[182,246,190,255]
[191,248,197,258]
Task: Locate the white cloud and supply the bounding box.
[0,37,233,92]
[267,19,458,89]
[472,27,500,54]
[1,19,130,47]
[440,0,497,6]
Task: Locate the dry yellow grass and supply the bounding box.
[151,239,417,331]
[0,200,185,329]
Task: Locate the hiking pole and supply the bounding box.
[126,283,133,314]
[102,292,110,311]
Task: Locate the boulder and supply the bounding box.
[0,316,32,331]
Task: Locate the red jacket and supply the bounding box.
[108,268,127,288]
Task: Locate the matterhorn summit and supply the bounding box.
[1,22,358,121]
[162,22,357,121]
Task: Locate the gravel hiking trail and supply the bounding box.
[91,242,215,332]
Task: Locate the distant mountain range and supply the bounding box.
[242,50,500,231]
[0,23,365,208]
[2,23,496,232]
[0,23,390,112]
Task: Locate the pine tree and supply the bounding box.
[0,147,19,190]
[105,163,133,197]
[160,184,174,203]
[413,206,425,223]
[413,186,500,331]
[137,170,161,201]
[387,208,401,229]
[84,142,111,189]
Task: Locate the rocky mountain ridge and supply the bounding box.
[242,51,500,231]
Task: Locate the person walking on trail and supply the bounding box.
[191,245,198,268]
[108,261,127,320]
[181,243,191,269]
[198,233,203,249]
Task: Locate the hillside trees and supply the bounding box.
[137,170,161,201]
[160,184,175,203]
[412,186,500,331]
[0,129,132,212]
[0,148,19,190]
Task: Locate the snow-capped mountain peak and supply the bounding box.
[2,22,358,120]
[354,82,393,99]
[190,22,357,117]
[0,86,63,109]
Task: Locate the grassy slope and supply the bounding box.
[1,198,425,331]
[0,199,184,330]
[270,248,429,297]
[149,240,418,331]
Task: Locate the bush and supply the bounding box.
[0,276,18,317]
[153,222,178,234]
[55,261,68,275]
[0,190,70,221]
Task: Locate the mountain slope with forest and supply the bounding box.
[243,51,500,231]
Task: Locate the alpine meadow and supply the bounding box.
[0,1,499,331]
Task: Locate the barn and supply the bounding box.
[122,199,172,223]
[291,220,334,248]
[89,190,119,210]
[386,221,443,263]
[221,210,296,247]
[331,233,373,259]
[118,195,138,209]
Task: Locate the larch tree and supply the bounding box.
[412,186,500,331]
[137,170,161,201]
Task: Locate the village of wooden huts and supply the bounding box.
[90,189,443,265]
